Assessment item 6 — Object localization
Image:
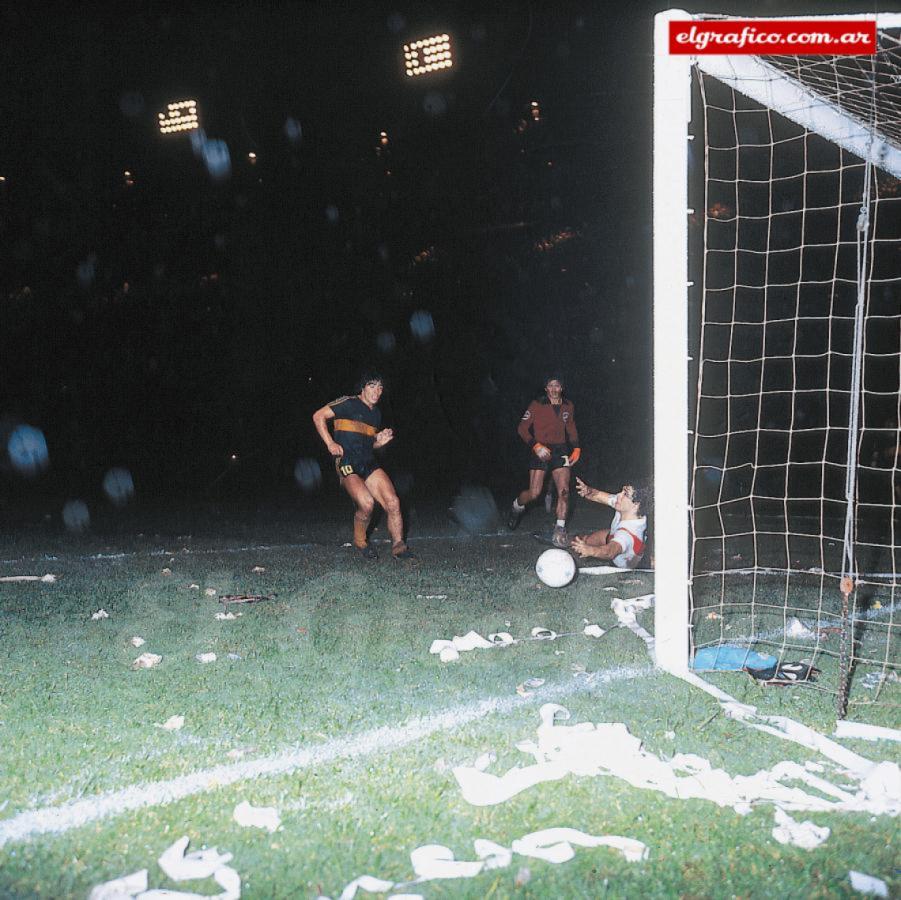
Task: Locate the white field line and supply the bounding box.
[0,532,526,567]
[0,663,654,848]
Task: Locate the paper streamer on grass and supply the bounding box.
[511,828,648,864]
[429,623,607,662]
[0,574,57,583]
[610,595,655,651]
[87,869,148,900]
[89,836,239,899]
[452,702,900,817]
[771,808,830,850]
[833,721,901,743]
[338,875,395,899]
[603,594,900,815]
[233,800,280,832]
[849,870,889,897]
[324,827,646,899]
[679,671,892,783]
[158,835,234,881]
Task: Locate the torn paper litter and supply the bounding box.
[157,835,232,881]
[512,828,648,864]
[410,845,484,880]
[0,574,57,583]
[531,627,557,640]
[339,875,395,899]
[452,702,900,817]
[834,721,901,743]
[233,800,280,833]
[786,617,817,639]
[322,826,644,900]
[87,869,148,900]
[158,835,233,881]
[849,870,889,897]
[156,715,185,731]
[90,836,241,900]
[771,808,829,850]
[132,652,162,669]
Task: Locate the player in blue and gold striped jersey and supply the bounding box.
[312,373,413,561]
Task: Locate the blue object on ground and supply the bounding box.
[691,645,777,671]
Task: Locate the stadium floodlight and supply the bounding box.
[403,33,453,77]
[158,100,200,134]
[653,10,901,716]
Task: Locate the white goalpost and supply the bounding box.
[653,9,901,716]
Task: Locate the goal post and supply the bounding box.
[652,9,693,673]
[652,9,901,713]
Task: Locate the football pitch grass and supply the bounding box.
[0,504,898,898]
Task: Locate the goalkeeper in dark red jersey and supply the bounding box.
[507,374,580,547]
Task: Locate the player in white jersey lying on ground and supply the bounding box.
[569,478,651,569]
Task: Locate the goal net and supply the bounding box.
[653,11,901,717]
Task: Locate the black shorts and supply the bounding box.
[529,443,571,473]
[335,454,382,481]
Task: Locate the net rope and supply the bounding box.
[689,40,900,712]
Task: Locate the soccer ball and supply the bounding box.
[535,548,576,588]
[102,467,135,506]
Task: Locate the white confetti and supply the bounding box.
[132,652,162,669]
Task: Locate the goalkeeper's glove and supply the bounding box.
[532,442,550,459]
[563,447,581,467]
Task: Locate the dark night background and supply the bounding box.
[0,0,886,533]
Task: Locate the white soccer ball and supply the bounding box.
[535,548,576,588]
[102,467,135,506]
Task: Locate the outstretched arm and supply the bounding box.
[575,477,618,507]
[312,405,343,457]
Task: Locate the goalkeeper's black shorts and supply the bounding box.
[529,443,571,473]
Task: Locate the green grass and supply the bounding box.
[0,526,898,898]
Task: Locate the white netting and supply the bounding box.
[688,35,901,713]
